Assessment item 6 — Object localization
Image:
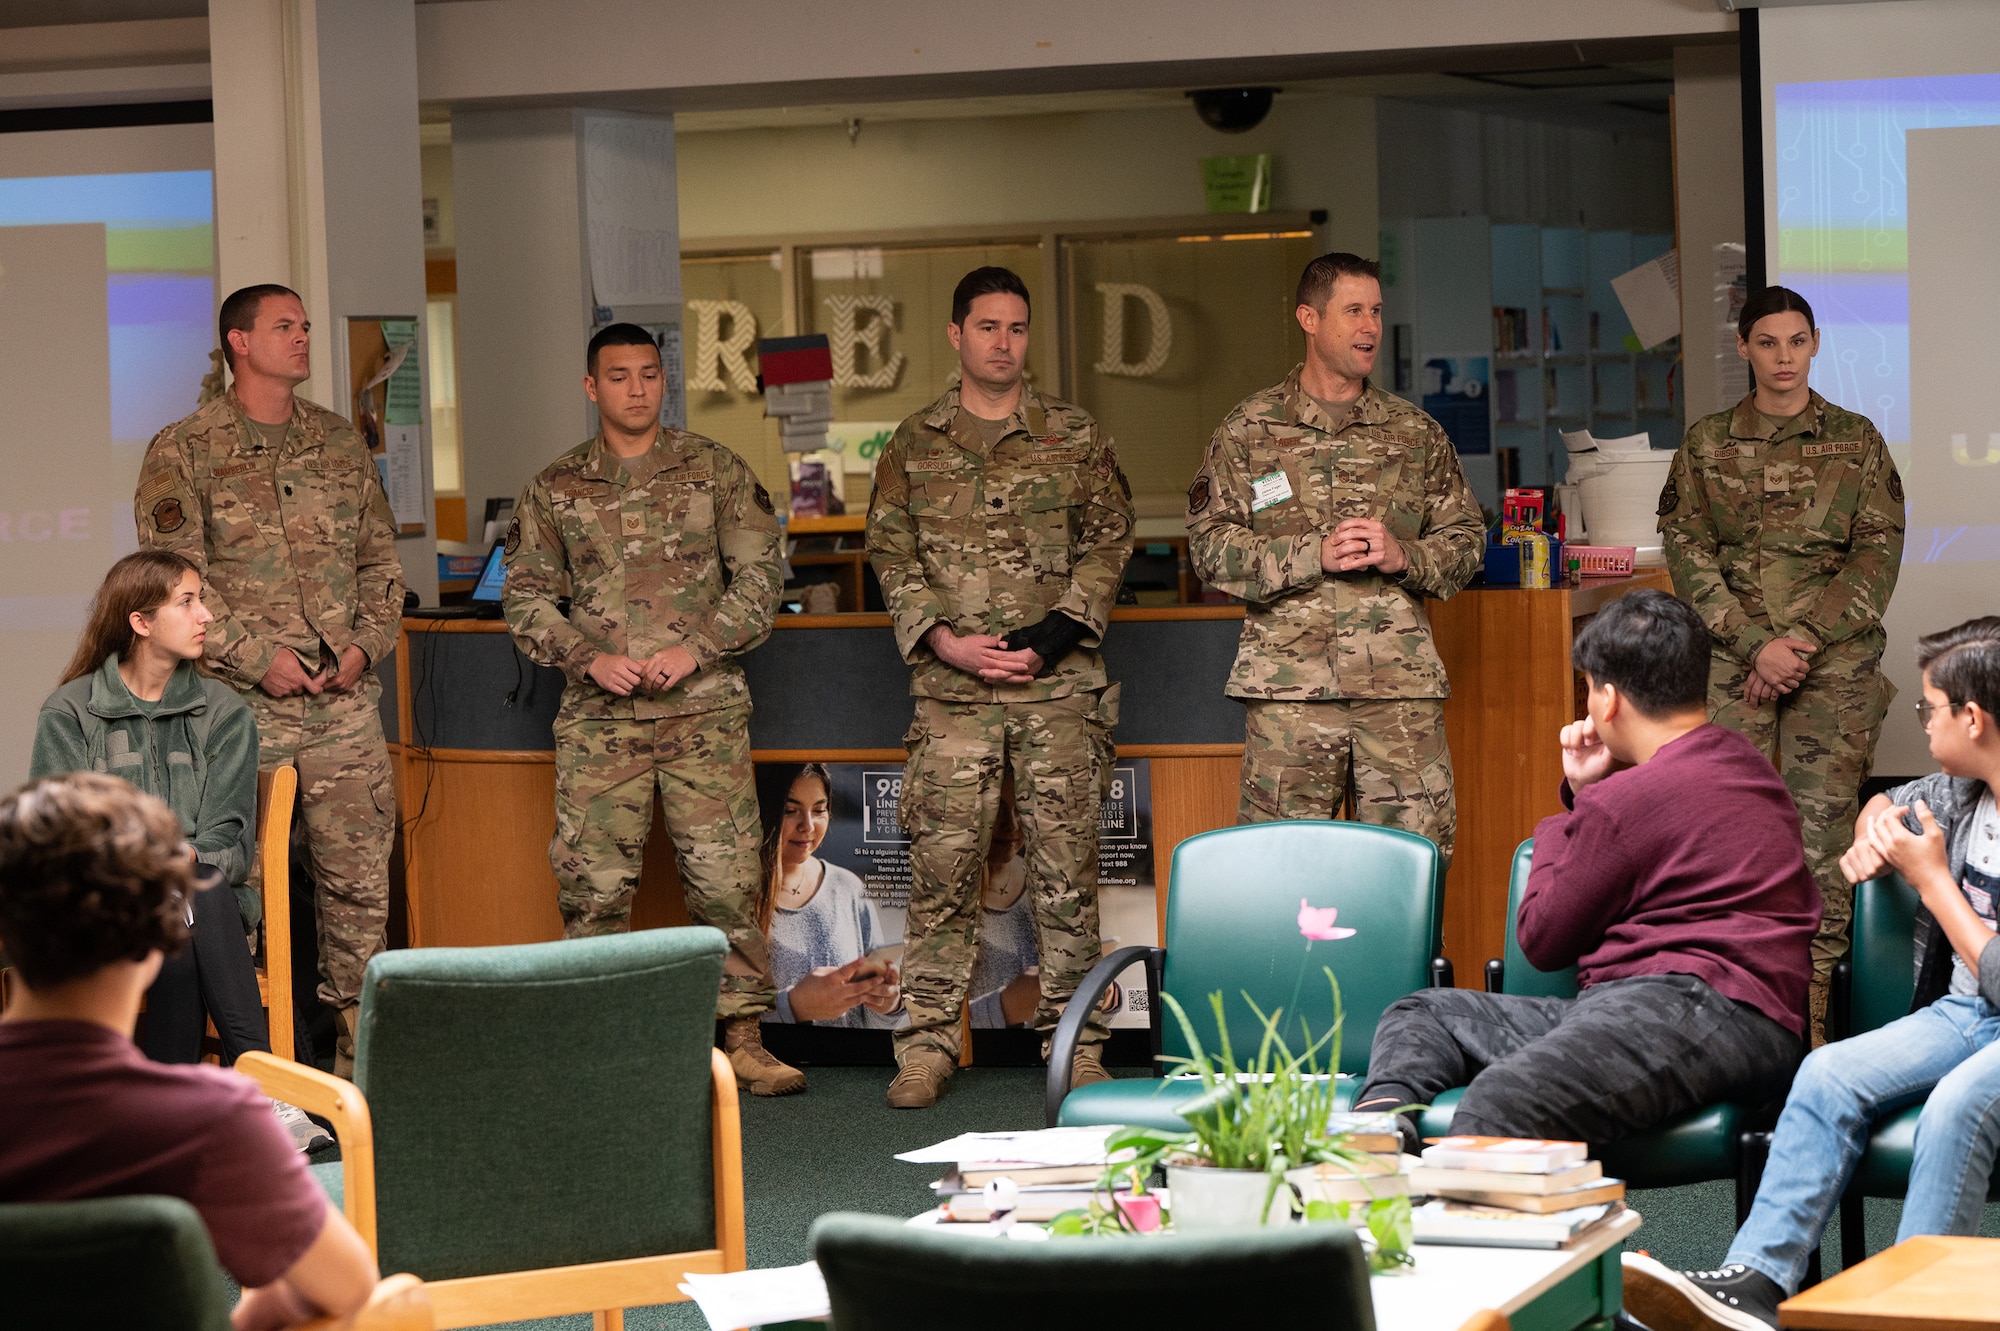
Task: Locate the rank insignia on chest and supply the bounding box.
[1250,469,1294,512]
[621,511,645,536]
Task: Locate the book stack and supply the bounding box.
[1408,1136,1626,1249]
[758,334,835,455]
[894,1127,1116,1224]
[1290,1112,1412,1206]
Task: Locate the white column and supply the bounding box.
[207,0,436,603]
[453,108,678,522]
[1673,43,1745,427]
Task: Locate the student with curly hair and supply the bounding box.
[0,772,375,1330]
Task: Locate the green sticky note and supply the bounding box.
[1201,154,1272,214]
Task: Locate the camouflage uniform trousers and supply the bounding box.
[896,688,1119,1061]
[244,675,395,1015]
[1238,697,1457,870]
[1709,641,1892,1043]
[550,700,774,1019]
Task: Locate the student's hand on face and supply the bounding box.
[1558,716,1619,790]
[1862,800,1952,892]
[787,958,886,1022]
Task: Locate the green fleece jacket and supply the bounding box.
[31,655,260,920]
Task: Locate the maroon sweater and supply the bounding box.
[1519,724,1819,1039]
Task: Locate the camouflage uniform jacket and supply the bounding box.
[505,428,782,721]
[1186,367,1486,700]
[135,389,407,691]
[1660,391,1904,665]
[867,385,1134,703]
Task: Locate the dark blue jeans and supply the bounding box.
[140,874,271,1065]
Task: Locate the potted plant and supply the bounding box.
[1051,900,1415,1271]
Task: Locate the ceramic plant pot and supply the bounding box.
[1164,1163,1285,1231]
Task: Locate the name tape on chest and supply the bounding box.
[905,458,965,475]
[1801,441,1864,458]
[1708,446,1744,462]
[1250,469,1295,512]
[211,461,259,479]
[1026,448,1086,465]
[660,467,714,484]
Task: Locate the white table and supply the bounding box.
[702,1207,1640,1331]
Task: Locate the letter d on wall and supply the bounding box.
[1094,283,1173,377]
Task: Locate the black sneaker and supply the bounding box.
[1621,1253,1782,1331]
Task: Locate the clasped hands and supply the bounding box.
[1320,518,1408,575]
[927,623,1042,685]
[587,646,699,696]
[787,956,902,1022]
[258,645,369,698]
[1744,637,1815,707]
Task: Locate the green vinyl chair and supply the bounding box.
[1048,820,1448,1130]
[0,1195,429,1331]
[1423,839,1768,1221]
[1827,872,2000,1270]
[811,1211,1376,1331]
[239,927,744,1331]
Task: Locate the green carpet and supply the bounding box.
[400,1066,2000,1329]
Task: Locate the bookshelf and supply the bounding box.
[1486,224,1681,489]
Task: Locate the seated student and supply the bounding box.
[1355,589,1818,1151]
[1624,616,2000,1331]
[0,773,376,1331]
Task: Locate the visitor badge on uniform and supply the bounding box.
[1251,470,1294,512]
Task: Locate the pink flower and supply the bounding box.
[1298,899,1356,941]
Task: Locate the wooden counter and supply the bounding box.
[388,575,1668,977]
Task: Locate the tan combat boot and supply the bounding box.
[1069,1043,1113,1088]
[886,1049,955,1109]
[333,1006,359,1081]
[723,1018,807,1096]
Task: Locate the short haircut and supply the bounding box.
[587,323,661,375]
[1916,617,2000,718]
[1570,589,1711,719]
[1737,285,1816,342]
[0,773,194,989]
[950,267,1031,326]
[1295,252,1382,314]
[218,283,301,368]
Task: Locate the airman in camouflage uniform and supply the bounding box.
[1187,365,1486,863]
[136,294,405,1080]
[505,348,791,1081]
[1661,390,1905,1038]
[868,281,1134,1106]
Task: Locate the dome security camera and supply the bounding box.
[1187,87,1277,133]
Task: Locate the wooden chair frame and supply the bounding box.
[256,765,299,1062]
[237,1048,746,1331]
[298,1272,432,1331]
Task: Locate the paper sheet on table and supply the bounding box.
[679,1262,829,1330]
[1611,249,1681,349]
[894,1126,1117,1166]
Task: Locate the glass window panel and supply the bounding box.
[681,250,787,493]
[424,296,461,495]
[1063,230,1317,507]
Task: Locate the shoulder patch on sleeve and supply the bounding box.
[504,516,521,554]
[1887,468,1904,504]
[1187,474,1212,516]
[753,483,775,515]
[1656,476,1679,517]
[151,497,186,534]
